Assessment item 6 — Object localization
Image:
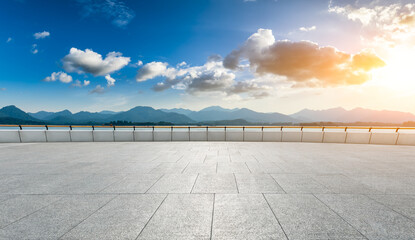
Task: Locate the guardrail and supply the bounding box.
[1,125,415,145]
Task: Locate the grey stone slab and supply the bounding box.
[0,195,61,228]
[137,194,213,240]
[246,162,284,173]
[183,162,217,174]
[271,174,331,193]
[154,154,184,163]
[147,174,198,193]
[204,155,231,163]
[312,174,381,194]
[192,174,238,193]
[351,175,415,194]
[368,194,415,221]
[217,162,250,173]
[6,174,87,194]
[149,162,189,174]
[235,174,285,193]
[317,194,415,240]
[101,174,162,193]
[0,175,29,193]
[55,173,127,194]
[265,194,365,240]
[0,195,114,240]
[213,194,287,240]
[61,194,166,240]
[0,194,15,203]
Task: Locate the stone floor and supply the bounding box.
[1,142,415,239]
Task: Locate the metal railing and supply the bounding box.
[1,124,415,145]
[1,124,414,132]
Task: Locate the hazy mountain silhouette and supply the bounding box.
[0,105,39,121]
[3,105,415,125]
[109,106,193,124]
[163,106,296,123]
[290,107,415,123]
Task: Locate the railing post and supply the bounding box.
[368,127,373,144]
[395,127,400,145]
[224,126,227,141]
[344,127,348,143]
[243,126,245,141]
[300,126,304,142]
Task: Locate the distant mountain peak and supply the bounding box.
[200,106,234,112]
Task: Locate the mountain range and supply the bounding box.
[1,105,415,125]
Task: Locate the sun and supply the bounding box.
[370,46,415,92]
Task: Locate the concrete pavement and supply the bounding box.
[1,142,415,239]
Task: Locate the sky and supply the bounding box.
[1,0,415,114]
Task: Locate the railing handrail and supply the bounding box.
[1,124,415,132]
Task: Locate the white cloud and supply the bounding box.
[130,60,143,68]
[43,72,73,83]
[34,31,50,39]
[223,28,275,69]
[6,37,12,43]
[136,61,170,82]
[177,61,187,67]
[223,28,385,87]
[105,74,116,87]
[0,88,6,91]
[329,2,415,46]
[31,44,38,54]
[299,26,316,32]
[77,0,135,28]
[89,85,105,94]
[139,60,234,93]
[137,58,271,98]
[62,48,130,76]
[72,79,90,87]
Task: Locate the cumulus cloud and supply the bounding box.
[43,72,73,83]
[105,74,115,87]
[72,80,90,87]
[34,31,50,39]
[62,48,130,76]
[329,2,415,46]
[299,26,316,32]
[224,28,275,70]
[138,60,234,93]
[31,44,38,54]
[89,85,105,94]
[136,62,170,82]
[223,28,385,87]
[77,0,135,28]
[227,80,273,99]
[177,61,187,67]
[136,58,271,98]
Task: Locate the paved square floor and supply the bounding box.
[1,142,415,239]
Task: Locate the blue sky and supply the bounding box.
[1,0,415,114]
